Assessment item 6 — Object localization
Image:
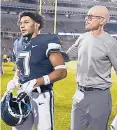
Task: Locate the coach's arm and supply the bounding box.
[61,35,82,62]
[108,41,117,75]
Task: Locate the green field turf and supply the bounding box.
[1,62,117,130]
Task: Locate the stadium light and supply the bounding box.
[54,0,57,34]
[39,0,42,15]
[38,0,42,34]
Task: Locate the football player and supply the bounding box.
[7,11,67,130]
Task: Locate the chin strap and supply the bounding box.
[17,102,23,125]
[17,92,27,102]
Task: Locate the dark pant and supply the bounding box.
[71,87,112,130]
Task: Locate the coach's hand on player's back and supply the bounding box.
[61,51,70,62]
[7,76,19,91]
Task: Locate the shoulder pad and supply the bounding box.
[46,43,61,57]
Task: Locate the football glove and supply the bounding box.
[21,79,41,94]
[7,76,19,91]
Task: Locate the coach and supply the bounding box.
[65,5,117,130]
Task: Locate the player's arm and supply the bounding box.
[49,52,67,82]
[6,65,20,92]
[14,66,20,77]
[108,42,117,75]
[12,41,20,78]
[34,52,67,88]
[6,40,20,91]
[33,35,67,88]
[33,53,67,88]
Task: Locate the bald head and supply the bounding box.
[88,6,110,23]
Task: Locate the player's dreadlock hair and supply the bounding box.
[18,11,44,30]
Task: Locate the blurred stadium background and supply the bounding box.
[1,0,117,130]
[1,0,117,56]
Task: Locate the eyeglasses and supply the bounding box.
[85,15,105,21]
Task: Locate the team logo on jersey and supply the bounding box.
[32,45,38,48]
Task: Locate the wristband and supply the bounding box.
[43,75,50,85]
[54,65,66,70]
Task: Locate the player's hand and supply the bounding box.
[7,76,19,91]
[21,79,41,94]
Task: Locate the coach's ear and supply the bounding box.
[99,18,107,25]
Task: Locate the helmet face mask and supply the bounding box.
[1,91,32,126]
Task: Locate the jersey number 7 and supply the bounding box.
[19,51,31,76]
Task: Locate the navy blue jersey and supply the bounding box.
[14,34,61,85]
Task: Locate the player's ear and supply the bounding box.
[35,23,40,30]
